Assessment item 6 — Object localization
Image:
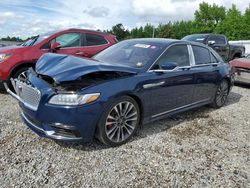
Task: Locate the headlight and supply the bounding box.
[0,53,12,62]
[48,93,100,105]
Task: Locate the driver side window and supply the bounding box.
[41,33,81,49]
[153,44,190,69]
[55,33,81,48]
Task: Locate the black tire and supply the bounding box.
[212,80,229,108]
[12,67,29,81]
[96,96,140,147]
[8,67,30,92]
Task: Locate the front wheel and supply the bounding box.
[212,80,229,108]
[6,67,30,92]
[96,96,140,147]
[12,67,29,81]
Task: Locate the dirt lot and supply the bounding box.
[0,85,249,187]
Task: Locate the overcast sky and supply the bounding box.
[0,0,249,39]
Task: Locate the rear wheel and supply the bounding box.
[96,96,140,146]
[212,80,229,108]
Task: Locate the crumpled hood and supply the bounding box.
[35,53,138,83]
[230,58,250,69]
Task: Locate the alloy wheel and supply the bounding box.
[17,71,28,81]
[105,101,138,143]
[215,81,229,107]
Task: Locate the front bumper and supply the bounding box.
[4,77,103,143]
[235,68,250,84]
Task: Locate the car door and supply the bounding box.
[52,32,84,57]
[207,35,230,61]
[81,33,111,57]
[191,45,221,102]
[147,44,195,119]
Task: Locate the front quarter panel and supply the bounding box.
[79,72,155,123]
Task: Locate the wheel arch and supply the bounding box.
[126,93,144,126]
[9,62,35,79]
[223,76,232,93]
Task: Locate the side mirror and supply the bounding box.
[161,62,178,70]
[208,40,215,46]
[50,42,61,52]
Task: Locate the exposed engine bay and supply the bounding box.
[38,71,134,92]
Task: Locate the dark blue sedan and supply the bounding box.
[5,39,234,146]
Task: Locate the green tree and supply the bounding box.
[215,4,244,40]
[172,21,195,39]
[110,23,129,40]
[156,23,174,38]
[194,2,226,33]
[241,5,250,39]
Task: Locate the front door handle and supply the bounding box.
[143,81,165,89]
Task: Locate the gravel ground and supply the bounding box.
[0,86,249,187]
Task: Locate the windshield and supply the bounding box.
[21,31,57,46]
[21,36,38,46]
[94,40,164,68]
[182,34,208,43]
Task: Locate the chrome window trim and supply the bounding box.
[188,44,195,66]
[148,43,191,72]
[191,45,222,66]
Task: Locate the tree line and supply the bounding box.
[105,3,250,41]
[1,2,250,42]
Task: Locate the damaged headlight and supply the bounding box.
[48,93,100,106]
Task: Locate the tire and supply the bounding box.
[212,80,229,108]
[12,67,29,81]
[96,96,140,147]
[8,67,30,92]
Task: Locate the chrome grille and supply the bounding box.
[11,79,41,111]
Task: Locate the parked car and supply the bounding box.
[182,34,245,62]
[229,54,250,84]
[5,38,234,146]
[0,44,6,48]
[0,29,117,89]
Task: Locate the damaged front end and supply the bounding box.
[35,53,137,92]
[38,71,135,92]
[4,53,138,142]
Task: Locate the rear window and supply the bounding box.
[85,34,107,46]
[192,46,211,65]
[182,34,208,43]
[207,35,227,45]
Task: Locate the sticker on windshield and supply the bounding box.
[134,44,151,48]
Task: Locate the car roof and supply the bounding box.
[123,38,211,49]
[67,28,111,35]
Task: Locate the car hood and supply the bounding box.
[35,53,138,83]
[0,45,24,53]
[230,58,250,69]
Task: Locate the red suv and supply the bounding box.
[0,29,117,88]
